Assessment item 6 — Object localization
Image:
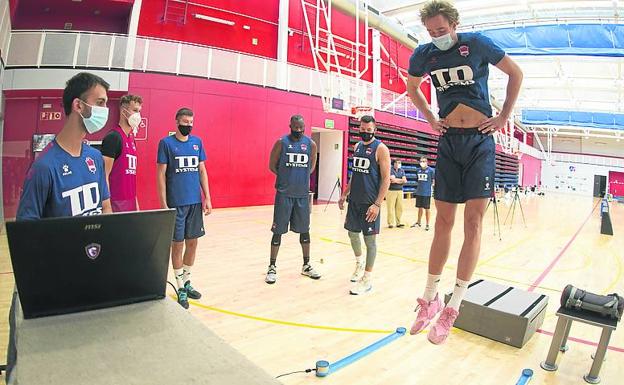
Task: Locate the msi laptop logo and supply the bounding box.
[85,243,102,260]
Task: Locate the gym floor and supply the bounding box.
[1,193,622,384]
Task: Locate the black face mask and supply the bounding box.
[291,130,303,140]
[178,125,192,136]
[360,132,374,142]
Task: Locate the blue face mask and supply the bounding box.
[79,100,109,134]
[432,33,454,51]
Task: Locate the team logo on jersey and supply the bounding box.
[365,147,373,155]
[300,143,307,151]
[85,243,101,260]
[193,144,199,151]
[85,157,97,174]
[62,164,72,176]
[430,65,475,92]
[288,144,293,149]
[175,156,199,173]
[285,153,309,168]
[352,157,371,173]
[62,182,103,216]
[458,45,470,57]
[484,176,491,191]
[429,56,438,64]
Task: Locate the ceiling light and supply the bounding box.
[194,14,235,26]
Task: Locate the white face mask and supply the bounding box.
[126,110,142,131]
[431,33,454,51]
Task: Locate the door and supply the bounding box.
[593,175,607,197]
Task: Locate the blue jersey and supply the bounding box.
[17,141,110,220]
[275,135,312,198]
[157,135,207,208]
[350,140,381,204]
[389,167,406,191]
[415,167,435,197]
[408,33,505,118]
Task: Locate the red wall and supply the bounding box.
[520,153,542,187]
[138,0,279,58]
[12,0,133,34]
[2,91,122,218]
[128,72,356,209]
[136,0,423,98]
[609,171,624,197]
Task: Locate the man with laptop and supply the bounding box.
[6,72,112,382]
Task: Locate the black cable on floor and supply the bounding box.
[167,281,179,300]
[275,368,315,379]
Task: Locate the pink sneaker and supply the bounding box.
[409,294,442,335]
[427,307,459,345]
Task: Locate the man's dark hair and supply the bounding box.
[62,72,110,116]
[360,115,376,124]
[290,114,304,123]
[176,107,194,120]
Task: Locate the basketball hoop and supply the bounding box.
[351,106,374,119]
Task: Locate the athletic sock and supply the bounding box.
[423,273,441,302]
[447,278,470,311]
[174,268,185,290]
[182,264,192,284]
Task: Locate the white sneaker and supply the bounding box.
[350,261,365,282]
[301,264,321,279]
[350,276,372,295]
[265,265,277,284]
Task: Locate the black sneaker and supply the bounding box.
[397,223,405,228]
[425,225,430,231]
[177,288,189,309]
[389,225,394,228]
[184,280,202,300]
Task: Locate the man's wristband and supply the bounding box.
[373,202,381,207]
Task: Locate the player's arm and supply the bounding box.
[100,131,121,188]
[310,140,318,174]
[102,199,112,214]
[268,139,281,175]
[400,173,408,184]
[156,163,168,209]
[407,75,448,134]
[366,144,391,222]
[199,161,212,215]
[338,143,357,210]
[15,163,51,221]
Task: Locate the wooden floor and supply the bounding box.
[1,193,623,384]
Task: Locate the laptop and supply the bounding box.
[6,209,176,319]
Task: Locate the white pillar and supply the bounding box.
[372,29,381,110]
[276,0,289,90]
[125,0,142,70]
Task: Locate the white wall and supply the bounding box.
[316,130,343,202]
[536,135,624,158]
[541,158,624,195]
[3,68,129,91]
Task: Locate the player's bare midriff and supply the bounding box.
[444,103,488,128]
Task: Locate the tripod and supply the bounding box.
[324,177,342,212]
[486,194,502,241]
[503,187,527,228]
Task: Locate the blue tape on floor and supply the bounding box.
[515,369,533,385]
[316,327,406,377]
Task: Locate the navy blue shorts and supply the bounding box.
[344,201,380,235]
[434,128,495,203]
[271,192,310,234]
[173,203,205,242]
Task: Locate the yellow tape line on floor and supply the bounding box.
[170,295,393,334]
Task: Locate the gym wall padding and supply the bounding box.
[482,24,624,57]
[521,110,624,131]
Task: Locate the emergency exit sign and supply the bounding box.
[41,111,62,121]
[324,119,335,129]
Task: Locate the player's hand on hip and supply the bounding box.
[366,204,379,222]
[428,118,448,134]
[203,200,212,215]
[478,115,507,134]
